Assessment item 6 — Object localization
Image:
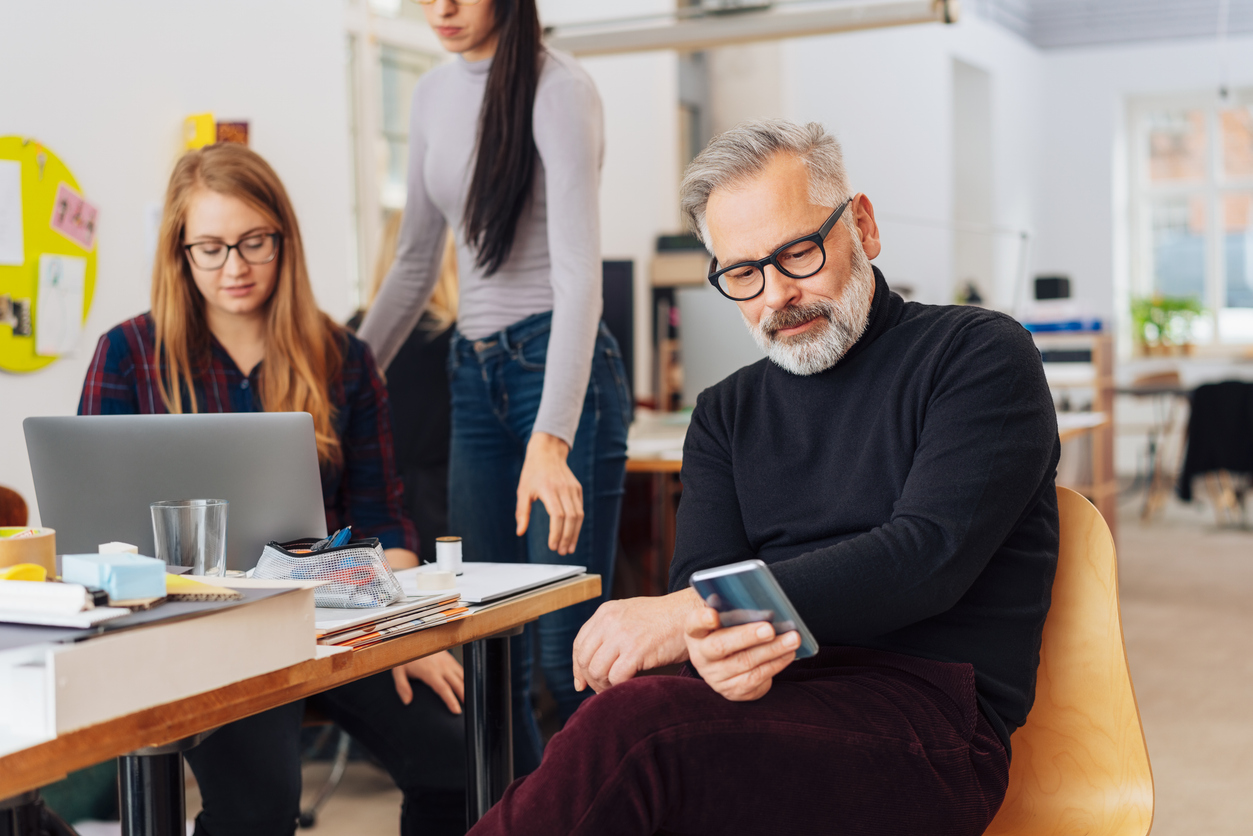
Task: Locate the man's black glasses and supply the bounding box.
[707,197,852,301]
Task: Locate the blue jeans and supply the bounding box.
[447,311,631,775]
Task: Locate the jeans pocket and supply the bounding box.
[514,332,548,372]
[603,344,634,430]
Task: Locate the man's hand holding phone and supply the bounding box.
[685,606,800,701]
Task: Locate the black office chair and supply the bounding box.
[1176,380,1253,526]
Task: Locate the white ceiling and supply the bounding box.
[969,0,1253,49]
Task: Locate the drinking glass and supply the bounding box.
[151,499,228,576]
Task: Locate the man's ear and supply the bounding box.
[853,193,881,260]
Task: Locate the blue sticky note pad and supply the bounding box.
[61,553,167,601]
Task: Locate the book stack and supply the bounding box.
[315,593,469,649]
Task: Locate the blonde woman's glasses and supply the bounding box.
[184,233,281,271]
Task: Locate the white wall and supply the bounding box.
[782,13,1045,308]
[582,51,680,397]
[0,0,351,523]
[541,0,681,397]
[1034,33,1253,335]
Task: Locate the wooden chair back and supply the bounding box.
[984,487,1153,836]
[0,486,28,527]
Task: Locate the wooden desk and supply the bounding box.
[1055,410,1117,540]
[0,575,600,832]
[623,404,1112,590]
[624,411,688,596]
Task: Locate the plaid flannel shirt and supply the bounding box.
[78,313,418,553]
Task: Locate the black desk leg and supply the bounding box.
[119,752,185,836]
[119,730,215,836]
[465,626,522,828]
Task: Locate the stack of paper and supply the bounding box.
[315,563,587,650]
[394,562,585,604]
[315,592,467,649]
[0,580,130,628]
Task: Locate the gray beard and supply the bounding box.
[744,244,876,376]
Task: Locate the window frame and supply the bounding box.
[344,0,447,308]
[1128,89,1253,346]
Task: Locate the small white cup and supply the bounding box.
[435,536,463,575]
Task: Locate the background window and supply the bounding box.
[1130,93,1253,344]
[344,0,444,306]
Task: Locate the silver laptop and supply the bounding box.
[24,413,327,571]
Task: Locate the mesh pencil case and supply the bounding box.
[253,537,404,608]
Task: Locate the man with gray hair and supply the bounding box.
[468,119,1059,836]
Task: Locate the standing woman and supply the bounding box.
[358,0,630,773]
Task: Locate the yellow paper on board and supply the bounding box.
[0,136,98,374]
[184,113,216,150]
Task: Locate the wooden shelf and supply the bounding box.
[1041,333,1117,541]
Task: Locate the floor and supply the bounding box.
[76,489,1253,836]
[1115,493,1253,836]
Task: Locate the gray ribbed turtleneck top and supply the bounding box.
[357,48,604,446]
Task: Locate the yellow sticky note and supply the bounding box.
[184,113,216,150]
[0,563,48,582]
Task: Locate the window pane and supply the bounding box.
[369,0,426,20]
[1146,110,1207,183]
[1151,197,1206,299]
[1220,105,1253,181]
[379,45,441,209]
[1225,192,1253,308]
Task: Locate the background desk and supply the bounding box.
[0,574,600,833]
[624,410,687,596]
[622,404,1112,594]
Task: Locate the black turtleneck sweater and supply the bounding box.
[669,268,1060,750]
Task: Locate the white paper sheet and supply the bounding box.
[35,253,86,356]
[0,160,23,266]
[395,562,585,604]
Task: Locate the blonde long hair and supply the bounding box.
[365,211,458,332]
[151,143,345,467]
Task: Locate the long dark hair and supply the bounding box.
[463,0,542,276]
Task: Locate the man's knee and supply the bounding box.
[560,675,709,751]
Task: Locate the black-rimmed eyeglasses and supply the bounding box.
[707,197,852,301]
[184,233,282,271]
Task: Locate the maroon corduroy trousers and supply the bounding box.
[467,647,1010,836]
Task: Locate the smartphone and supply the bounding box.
[688,559,818,659]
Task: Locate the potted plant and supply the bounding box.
[1130,295,1203,355]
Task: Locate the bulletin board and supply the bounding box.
[0,136,98,373]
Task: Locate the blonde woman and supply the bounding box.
[79,143,467,836]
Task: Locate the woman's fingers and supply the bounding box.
[556,483,583,554]
[391,666,413,706]
[534,482,583,555]
[516,485,534,537]
[430,677,463,715]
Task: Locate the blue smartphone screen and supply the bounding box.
[690,560,818,658]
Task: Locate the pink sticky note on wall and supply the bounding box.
[50,182,98,251]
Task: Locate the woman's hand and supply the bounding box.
[515,431,584,555]
[392,651,464,714]
[384,548,418,570]
[684,607,799,702]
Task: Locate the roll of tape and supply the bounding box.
[0,528,57,574]
[415,570,457,591]
[435,536,462,575]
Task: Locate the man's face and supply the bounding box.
[706,153,882,374]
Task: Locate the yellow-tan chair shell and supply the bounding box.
[984,486,1154,835]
